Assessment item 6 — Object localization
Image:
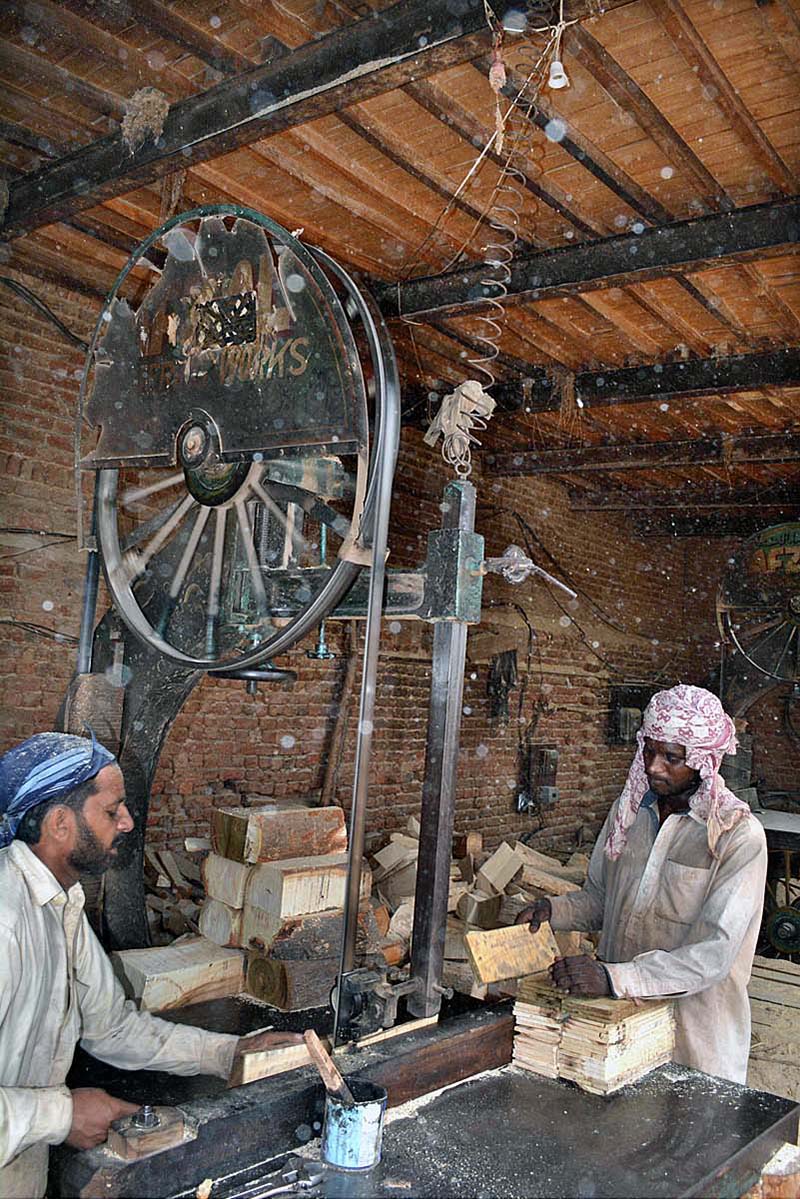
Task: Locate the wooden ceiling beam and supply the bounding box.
[631,509,798,538]
[570,481,799,511]
[486,429,800,476]
[379,198,800,318]
[0,0,507,239]
[565,25,729,213]
[648,0,797,195]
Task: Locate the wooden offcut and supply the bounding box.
[456,889,502,928]
[111,937,245,1011]
[245,955,338,1011]
[465,923,559,984]
[107,1106,190,1160]
[519,864,581,897]
[476,842,523,895]
[228,1040,318,1088]
[198,898,242,948]
[211,802,347,864]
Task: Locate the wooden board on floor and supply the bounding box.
[465,922,559,983]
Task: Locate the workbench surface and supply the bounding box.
[305,1063,798,1199]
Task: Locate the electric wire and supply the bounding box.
[0,277,89,351]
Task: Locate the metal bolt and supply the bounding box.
[132,1105,160,1129]
[181,425,207,462]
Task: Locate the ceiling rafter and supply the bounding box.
[486,428,800,477]
[0,40,124,120]
[569,480,799,511]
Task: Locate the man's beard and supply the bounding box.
[68,814,127,877]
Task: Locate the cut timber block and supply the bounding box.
[519,864,581,897]
[111,937,245,1011]
[377,861,417,910]
[107,1106,194,1159]
[373,839,416,879]
[244,854,371,919]
[445,916,469,961]
[465,922,559,984]
[211,803,347,864]
[202,853,252,908]
[246,955,338,1011]
[199,899,242,948]
[476,842,523,895]
[456,889,501,929]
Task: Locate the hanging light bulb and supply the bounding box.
[548,58,569,89]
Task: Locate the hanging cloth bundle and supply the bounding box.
[423,379,496,477]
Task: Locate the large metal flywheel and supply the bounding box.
[79,206,399,671]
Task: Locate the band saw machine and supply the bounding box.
[55,208,798,1198]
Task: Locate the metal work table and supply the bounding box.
[58,1002,798,1199]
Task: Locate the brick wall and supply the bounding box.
[1,270,794,859]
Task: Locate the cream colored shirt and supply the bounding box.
[549,794,767,1085]
[0,841,239,1199]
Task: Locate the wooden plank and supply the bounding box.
[465,923,560,984]
[748,978,800,1010]
[649,0,796,194]
[753,956,800,979]
[228,1040,318,1088]
[111,937,245,1011]
[519,865,581,897]
[211,803,347,864]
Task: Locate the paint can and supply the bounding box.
[320,1079,388,1171]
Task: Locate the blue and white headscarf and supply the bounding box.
[0,731,117,847]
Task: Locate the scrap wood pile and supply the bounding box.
[114,800,390,1015]
[747,955,800,1102]
[371,827,594,999]
[142,843,206,940]
[513,974,675,1095]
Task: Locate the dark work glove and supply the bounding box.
[514,897,552,933]
[550,954,610,997]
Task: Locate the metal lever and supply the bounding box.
[477,544,577,598]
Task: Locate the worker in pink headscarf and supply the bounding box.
[517,685,767,1083]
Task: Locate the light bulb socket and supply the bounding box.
[548,59,569,89]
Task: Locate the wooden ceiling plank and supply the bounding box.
[89,0,254,76]
[565,24,729,213]
[578,290,668,357]
[738,262,800,340]
[626,283,712,357]
[0,39,125,119]
[486,429,800,476]
[380,198,800,318]
[1,0,503,239]
[499,70,670,225]
[672,275,752,347]
[7,0,192,98]
[404,77,600,239]
[570,479,799,511]
[648,0,797,195]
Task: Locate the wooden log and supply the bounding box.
[244,854,371,919]
[476,842,523,895]
[111,937,245,1011]
[465,923,560,983]
[202,853,252,908]
[199,898,243,948]
[245,955,338,1011]
[211,803,347,864]
[240,902,378,957]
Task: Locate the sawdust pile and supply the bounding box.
[122,87,170,154]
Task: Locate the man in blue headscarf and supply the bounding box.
[0,731,301,1199]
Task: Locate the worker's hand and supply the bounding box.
[514,897,552,933]
[234,1029,304,1059]
[66,1088,140,1149]
[550,955,610,997]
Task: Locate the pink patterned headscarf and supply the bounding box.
[604,684,750,861]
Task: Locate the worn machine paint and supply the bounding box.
[320,1080,387,1171]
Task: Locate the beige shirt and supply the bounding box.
[0,841,239,1199]
[549,794,767,1084]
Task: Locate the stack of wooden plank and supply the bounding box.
[513,974,675,1095]
[442,839,594,997]
[194,801,380,1011]
[748,955,800,1101]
